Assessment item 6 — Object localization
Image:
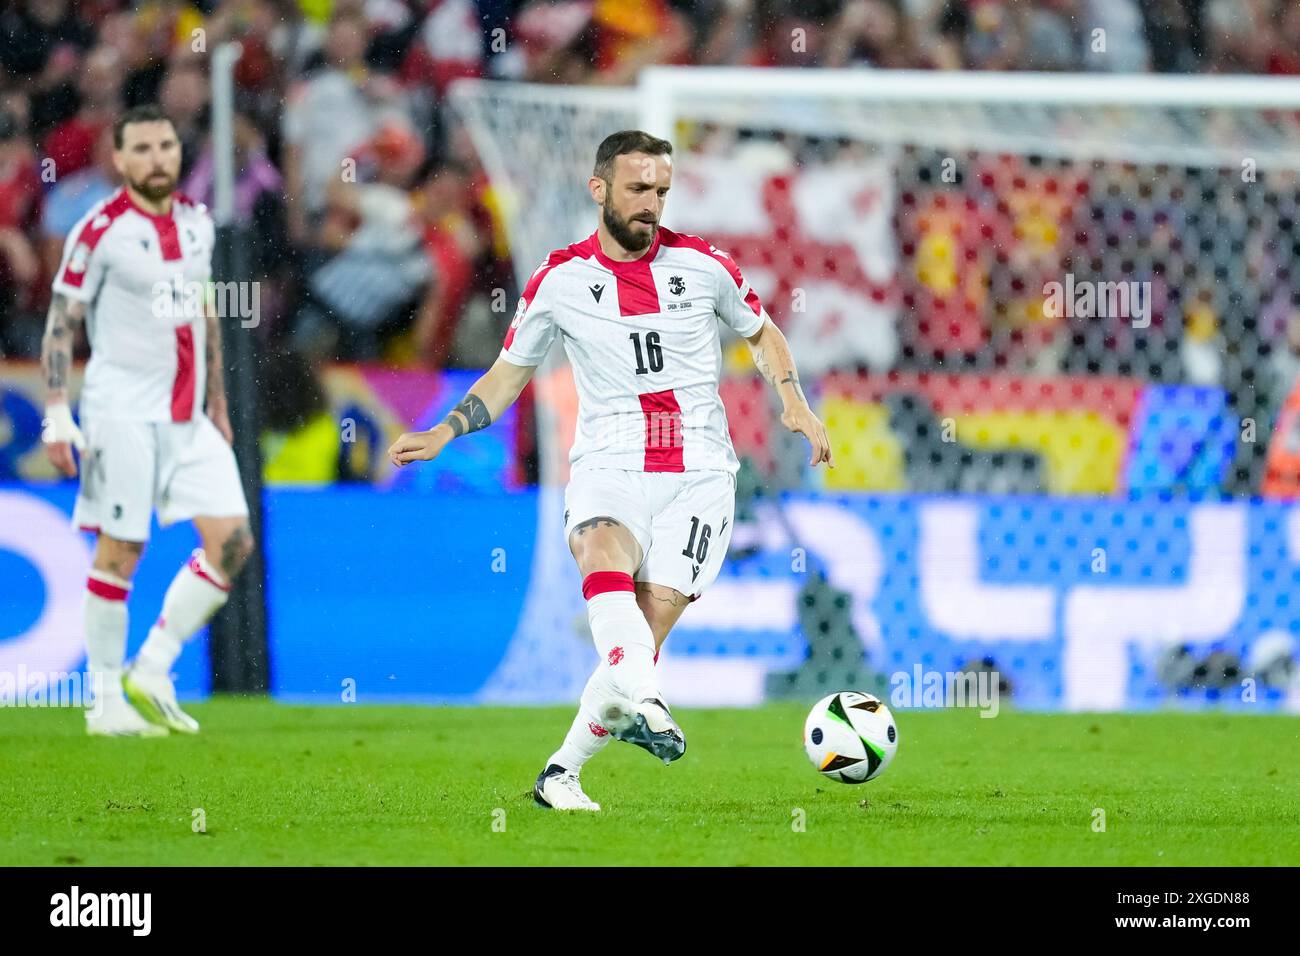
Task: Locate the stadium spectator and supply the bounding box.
[158,57,211,178]
[399,0,485,98]
[934,0,1030,71]
[291,121,431,361]
[509,1,604,83]
[1141,0,1206,73]
[1205,0,1272,73]
[281,8,414,247]
[41,44,122,180]
[0,108,43,355]
[184,110,289,330]
[824,0,927,70]
[39,125,118,282]
[1266,1,1300,75]
[412,160,484,370]
[184,112,283,227]
[1084,0,1150,72]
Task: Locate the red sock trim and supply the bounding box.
[86,575,129,601]
[188,552,232,592]
[582,570,635,601]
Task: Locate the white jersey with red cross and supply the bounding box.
[53,187,216,423]
[500,227,768,475]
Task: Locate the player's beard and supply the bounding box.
[131,170,177,203]
[603,198,657,253]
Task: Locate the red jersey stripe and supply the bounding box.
[171,325,196,421]
[589,230,662,317]
[639,388,685,472]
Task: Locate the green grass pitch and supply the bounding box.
[1,698,1296,866]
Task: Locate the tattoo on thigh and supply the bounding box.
[571,516,623,536]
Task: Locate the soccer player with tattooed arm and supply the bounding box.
[389,130,831,810]
[40,105,254,738]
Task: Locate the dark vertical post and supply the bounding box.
[206,40,269,693]
[207,227,269,693]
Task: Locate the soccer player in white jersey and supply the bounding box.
[389,130,831,810]
[40,105,254,737]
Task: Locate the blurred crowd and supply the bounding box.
[0,0,1298,373]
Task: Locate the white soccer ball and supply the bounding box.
[803,691,898,784]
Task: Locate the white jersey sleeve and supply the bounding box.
[500,254,562,366]
[707,243,767,338]
[52,204,113,303]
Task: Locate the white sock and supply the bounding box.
[134,549,230,676]
[85,569,131,706]
[548,663,618,773]
[582,572,660,705]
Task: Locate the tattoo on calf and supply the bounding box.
[445,393,491,438]
[220,527,251,579]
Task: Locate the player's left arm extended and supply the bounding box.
[744,318,833,468]
[204,298,233,444]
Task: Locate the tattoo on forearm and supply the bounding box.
[753,342,807,405]
[444,393,491,438]
[41,293,83,393]
[206,313,226,400]
[48,351,69,391]
[779,372,807,404]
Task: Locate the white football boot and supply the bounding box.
[86,693,169,738]
[122,665,200,734]
[600,696,686,764]
[533,764,601,811]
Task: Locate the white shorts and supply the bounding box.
[563,467,736,600]
[72,414,250,542]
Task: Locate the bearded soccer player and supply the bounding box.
[40,105,254,737]
[389,130,832,810]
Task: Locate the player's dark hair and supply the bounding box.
[593,130,673,183]
[113,105,176,149]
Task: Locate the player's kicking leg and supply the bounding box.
[84,535,167,737]
[535,579,691,809]
[534,515,683,811]
[595,580,692,762]
[123,516,253,733]
[595,470,736,764]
